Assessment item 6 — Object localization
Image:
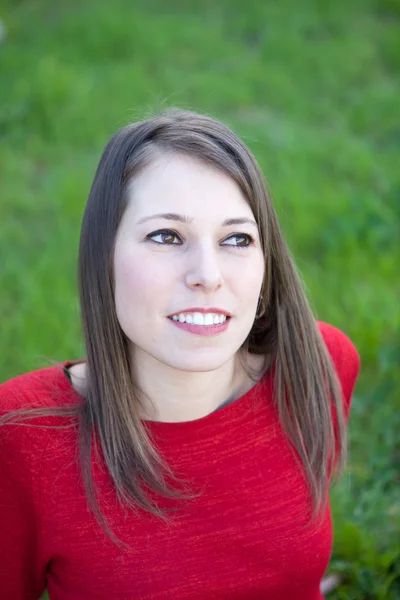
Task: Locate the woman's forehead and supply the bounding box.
[125,154,253,222]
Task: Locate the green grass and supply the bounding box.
[1,0,399,597]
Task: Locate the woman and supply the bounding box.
[0,108,360,599]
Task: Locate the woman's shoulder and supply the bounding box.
[0,363,82,476]
[0,362,82,414]
[316,321,361,410]
[317,321,360,371]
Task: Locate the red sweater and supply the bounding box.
[0,322,360,600]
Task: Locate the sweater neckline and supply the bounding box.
[60,360,272,437]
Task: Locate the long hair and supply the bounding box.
[0,108,347,548]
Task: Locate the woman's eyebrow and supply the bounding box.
[136,213,258,227]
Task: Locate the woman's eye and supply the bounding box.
[223,234,255,248]
[147,229,181,245]
[146,230,254,248]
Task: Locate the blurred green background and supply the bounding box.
[1,0,399,597]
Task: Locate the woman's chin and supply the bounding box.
[161,353,233,374]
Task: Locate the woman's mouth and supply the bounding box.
[167,311,231,336]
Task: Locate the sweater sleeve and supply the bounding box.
[0,378,47,600]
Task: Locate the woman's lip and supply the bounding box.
[167,316,231,336]
[168,307,232,317]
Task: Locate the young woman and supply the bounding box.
[0,108,360,600]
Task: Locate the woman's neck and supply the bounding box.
[66,352,267,423]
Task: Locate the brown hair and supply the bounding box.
[1,108,347,548]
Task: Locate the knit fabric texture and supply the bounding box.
[0,321,360,600]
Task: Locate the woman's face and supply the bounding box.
[113,153,265,373]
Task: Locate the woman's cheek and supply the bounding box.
[115,251,168,313]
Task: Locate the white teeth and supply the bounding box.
[170,312,228,326]
[193,312,205,325]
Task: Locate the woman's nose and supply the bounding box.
[185,243,224,291]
